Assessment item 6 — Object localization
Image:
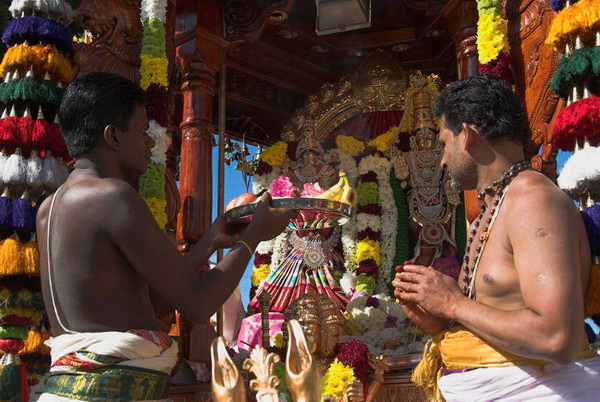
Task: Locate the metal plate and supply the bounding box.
[224,197,354,230]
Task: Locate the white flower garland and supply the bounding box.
[357,214,381,233]
[270,231,289,274]
[256,239,276,255]
[375,159,397,295]
[147,120,168,164]
[253,167,281,194]
[141,0,167,22]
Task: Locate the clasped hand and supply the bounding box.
[392,264,463,320]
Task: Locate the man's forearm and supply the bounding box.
[448,297,583,363]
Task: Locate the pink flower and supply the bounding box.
[300,182,324,197]
[269,175,298,197]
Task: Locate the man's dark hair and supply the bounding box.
[58,72,146,157]
[432,73,530,144]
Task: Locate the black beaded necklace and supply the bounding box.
[460,160,531,297]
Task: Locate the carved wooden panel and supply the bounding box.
[72,0,143,82]
[505,0,562,178]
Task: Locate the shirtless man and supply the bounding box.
[35,72,294,401]
[393,74,600,401]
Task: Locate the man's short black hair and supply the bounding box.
[432,73,530,144]
[58,72,146,157]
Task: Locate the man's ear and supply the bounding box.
[103,125,120,151]
[461,123,479,151]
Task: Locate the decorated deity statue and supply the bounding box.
[283,118,339,190]
[388,73,461,275]
[249,120,349,314]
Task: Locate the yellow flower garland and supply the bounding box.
[477,14,510,64]
[368,127,397,152]
[356,239,381,265]
[336,135,365,155]
[143,197,168,229]
[251,264,271,287]
[259,141,288,167]
[321,359,357,399]
[140,54,168,89]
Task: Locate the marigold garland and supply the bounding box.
[0,44,72,85]
[140,54,168,90]
[321,359,357,399]
[336,135,365,156]
[143,197,167,229]
[250,263,270,287]
[545,0,600,52]
[368,126,397,153]
[477,14,510,64]
[259,141,288,168]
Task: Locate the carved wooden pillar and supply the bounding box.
[444,0,480,221]
[175,0,226,366]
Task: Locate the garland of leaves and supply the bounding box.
[389,171,410,296]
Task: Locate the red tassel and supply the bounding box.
[19,363,28,402]
[553,96,600,151]
[0,117,69,158]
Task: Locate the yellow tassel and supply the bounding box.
[411,334,446,402]
[0,306,42,323]
[0,238,39,277]
[585,264,600,317]
[0,44,72,86]
[19,330,50,355]
[22,242,39,276]
[545,0,600,52]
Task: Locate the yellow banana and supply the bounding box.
[340,179,358,207]
[314,172,345,201]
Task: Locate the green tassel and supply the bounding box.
[0,354,21,401]
[0,77,64,107]
[550,46,600,100]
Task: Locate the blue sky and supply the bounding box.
[211,147,573,307]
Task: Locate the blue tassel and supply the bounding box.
[0,196,13,226]
[12,197,35,231]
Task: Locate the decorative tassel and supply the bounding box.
[0,117,69,158]
[0,237,38,276]
[0,148,27,187]
[26,149,43,188]
[13,194,35,232]
[546,0,600,52]
[8,0,75,26]
[550,46,599,100]
[585,264,600,317]
[2,15,73,55]
[553,97,600,151]
[0,76,64,107]
[42,153,62,191]
[0,353,22,401]
[557,144,600,199]
[0,193,15,226]
[0,44,73,86]
[411,335,445,402]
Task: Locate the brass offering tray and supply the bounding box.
[224,197,354,230]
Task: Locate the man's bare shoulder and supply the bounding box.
[508,171,575,213]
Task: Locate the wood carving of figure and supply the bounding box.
[389,74,461,275]
[72,0,143,82]
[250,120,349,314]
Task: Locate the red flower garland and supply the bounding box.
[336,339,370,384]
[553,96,600,151]
[145,83,168,127]
[479,52,514,85]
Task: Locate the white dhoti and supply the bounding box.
[33,330,178,402]
[438,354,600,402]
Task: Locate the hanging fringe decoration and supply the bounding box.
[0,117,69,157]
[0,43,73,86]
[545,0,600,52]
[41,153,63,191]
[0,148,27,187]
[2,15,72,55]
[0,289,44,311]
[0,353,23,401]
[551,46,600,100]
[553,96,600,151]
[0,76,64,106]
[16,330,49,355]
[145,83,168,126]
[9,0,75,26]
[0,306,42,323]
[557,145,600,198]
[581,205,600,255]
[0,237,39,276]
[549,0,579,12]
[25,149,43,189]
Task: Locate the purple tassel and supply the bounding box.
[581,205,600,255]
[12,197,35,231]
[2,16,72,55]
[0,196,13,226]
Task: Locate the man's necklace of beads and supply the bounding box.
[461,161,531,298]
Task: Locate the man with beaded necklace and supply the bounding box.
[393,73,600,401]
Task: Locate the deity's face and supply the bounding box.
[302,124,315,138]
[438,115,478,191]
[320,320,341,357]
[416,128,435,150]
